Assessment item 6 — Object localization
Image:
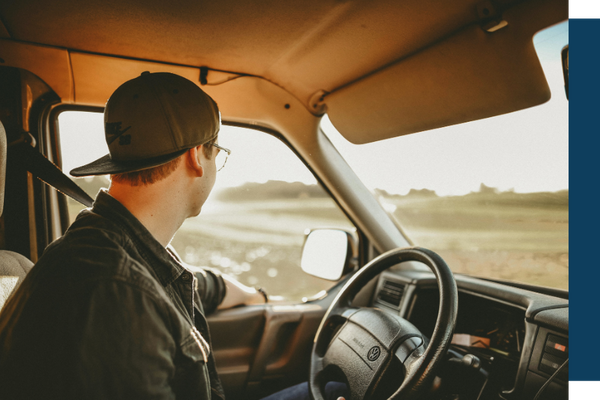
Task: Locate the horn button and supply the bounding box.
[321,309,423,398]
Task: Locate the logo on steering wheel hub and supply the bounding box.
[367,346,381,361]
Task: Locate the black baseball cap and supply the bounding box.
[70,72,220,176]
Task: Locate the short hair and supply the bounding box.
[111,138,216,186]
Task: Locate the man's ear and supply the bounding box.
[187,145,204,177]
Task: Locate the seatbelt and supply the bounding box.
[11,135,94,207]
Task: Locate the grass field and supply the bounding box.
[382,189,568,289]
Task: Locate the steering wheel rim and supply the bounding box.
[309,246,458,400]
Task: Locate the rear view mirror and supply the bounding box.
[561,45,568,100]
[300,229,357,281]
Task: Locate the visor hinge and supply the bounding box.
[477,0,508,33]
[309,90,329,116]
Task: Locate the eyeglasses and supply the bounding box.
[212,143,231,171]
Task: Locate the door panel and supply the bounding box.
[208,303,327,399]
[208,306,266,399]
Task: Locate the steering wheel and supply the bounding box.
[309,247,458,400]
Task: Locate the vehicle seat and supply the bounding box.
[0,121,33,312]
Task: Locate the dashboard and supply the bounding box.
[369,270,568,399]
[408,288,526,359]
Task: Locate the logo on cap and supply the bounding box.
[106,122,132,145]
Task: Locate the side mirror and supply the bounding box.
[561,45,568,100]
[300,229,357,281]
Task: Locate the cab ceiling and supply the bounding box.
[0,0,567,143]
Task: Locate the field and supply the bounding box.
[67,178,569,300]
[383,189,568,289]
[171,198,354,301]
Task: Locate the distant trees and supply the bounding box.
[215,180,328,202]
[172,179,568,208]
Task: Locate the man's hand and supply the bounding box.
[217,274,267,310]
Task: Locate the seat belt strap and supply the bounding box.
[13,141,94,208]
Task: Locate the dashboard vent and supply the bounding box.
[377,280,405,309]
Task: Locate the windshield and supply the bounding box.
[321,22,568,290]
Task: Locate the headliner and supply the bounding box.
[0,0,567,143]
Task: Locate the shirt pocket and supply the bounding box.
[181,326,210,364]
[176,327,212,400]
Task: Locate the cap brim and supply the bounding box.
[70,148,189,177]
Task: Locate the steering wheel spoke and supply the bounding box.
[332,305,360,321]
[309,247,458,400]
[313,306,358,357]
[397,341,426,386]
[395,336,425,366]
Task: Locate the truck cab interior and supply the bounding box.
[0,0,568,399]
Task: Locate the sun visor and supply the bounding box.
[324,0,567,144]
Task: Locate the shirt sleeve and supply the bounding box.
[193,267,227,314]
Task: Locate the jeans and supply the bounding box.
[260,381,348,400]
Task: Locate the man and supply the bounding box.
[0,72,264,399]
[0,72,348,400]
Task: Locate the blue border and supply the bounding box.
[570,19,600,381]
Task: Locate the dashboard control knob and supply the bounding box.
[461,354,481,370]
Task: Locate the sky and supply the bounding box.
[59,21,568,198]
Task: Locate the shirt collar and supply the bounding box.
[91,189,186,287]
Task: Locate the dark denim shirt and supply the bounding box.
[0,190,227,400]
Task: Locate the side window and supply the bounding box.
[57,115,356,302]
[173,127,354,302]
[58,111,110,223]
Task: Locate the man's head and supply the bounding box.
[70,72,221,179]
